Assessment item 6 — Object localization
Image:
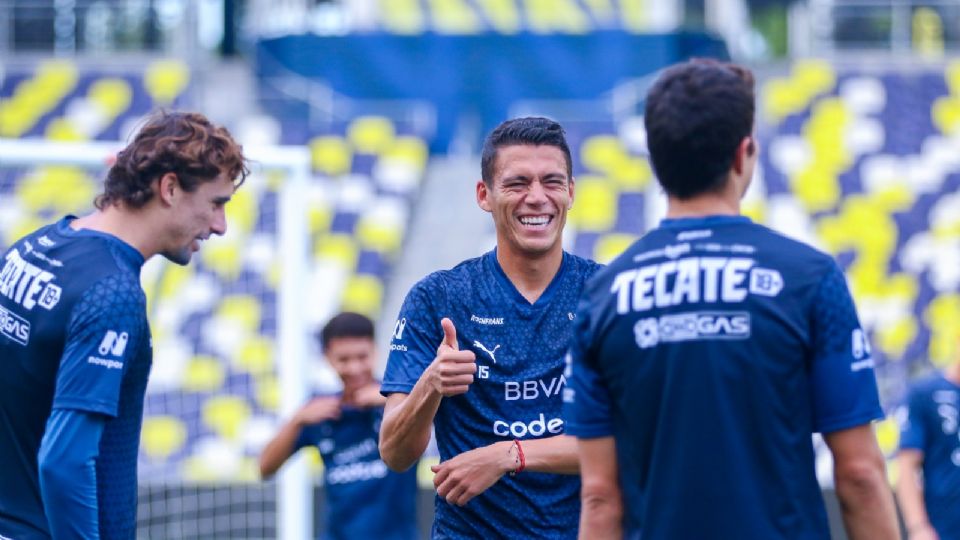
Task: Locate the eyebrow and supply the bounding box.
[213,195,232,205]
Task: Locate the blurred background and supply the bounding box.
[1,0,958,538]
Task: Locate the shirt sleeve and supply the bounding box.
[381,279,445,396]
[563,297,614,438]
[898,386,928,452]
[38,408,106,540]
[53,273,147,417]
[808,263,885,433]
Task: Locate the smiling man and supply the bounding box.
[0,111,248,540]
[379,117,601,538]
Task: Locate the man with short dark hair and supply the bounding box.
[260,312,418,540]
[379,117,600,538]
[0,111,248,539]
[896,353,960,540]
[564,59,900,539]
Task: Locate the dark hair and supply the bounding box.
[480,117,572,185]
[319,312,375,350]
[644,58,755,199]
[95,110,249,210]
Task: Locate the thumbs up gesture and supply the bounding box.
[426,318,477,397]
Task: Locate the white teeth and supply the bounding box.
[520,216,550,226]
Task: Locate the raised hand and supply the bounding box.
[295,396,341,425]
[425,318,477,397]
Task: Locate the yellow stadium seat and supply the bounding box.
[876,315,918,358]
[44,118,85,142]
[144,59,190,105]
[477,0,521,33]
[5,217,43,247]
[430,0,481,33]
[309,136,353,176]
[763,78,806,124]
[932,96,960,136]
[341,274,384,317]
[568,176,617,232]
[621,0,646,32]
[384,135,429,171]
[202,395,251,441]
[379,0,426,34]
[183,355,226,393]
[255,375,280,412]
[947,60,960,96]
[348,116,396,155]
[924,293,960,366]
[874,416,900,455]
[315,233,359,270]
[792,59,836,100]
[141,416,188,460]
[156,263,193,302]
[236,336,274,375]
[523,0,590,33]
[594,233,637,264]
[216,295,263,334]
[224,186,258,235]
[87,78,133,119]
[610,157,652,191]
[581,135,628,175]
[200,237,242,280]
[356,213,404,254]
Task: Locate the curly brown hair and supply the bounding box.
[95,111,249,210]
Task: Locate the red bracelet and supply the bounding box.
[510,439,525,476]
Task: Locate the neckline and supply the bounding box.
[56,215,145,267]
[659,215,753,229]
[485,248,568,310]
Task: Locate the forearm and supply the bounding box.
[39,409,104,540]
[259,417,304,478]
[834,463,900,540]
[896,460,932,534]
[379,382,442,471]
[517,435,580,474]
[579,491,623,540]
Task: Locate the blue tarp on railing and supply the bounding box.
[255,31,728,150]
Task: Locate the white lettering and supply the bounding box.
[492,414,564,438]
[504,376,566,401]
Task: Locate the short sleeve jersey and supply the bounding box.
[899,373,960,539]
[382,249,600,539]
[0,217,152,540]
[564,215,883,540]
[295,398,418,540]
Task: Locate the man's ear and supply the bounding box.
[476,179,492,213]
[157,172,180,206]
[732,137,753,176]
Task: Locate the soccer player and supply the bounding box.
[897,354,960,540]
[379,117,600,538]
[259,312,418,540]
[0,111,248,540]
[564,59,900,540]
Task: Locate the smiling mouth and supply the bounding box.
[518,215,553,229]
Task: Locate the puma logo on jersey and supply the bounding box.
[474,341,500,363]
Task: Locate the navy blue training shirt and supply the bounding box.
[295,398,418,540]
[564,215,884,540]
[0,217,152,540]
[899,373,960,539]
[382,249,601,539]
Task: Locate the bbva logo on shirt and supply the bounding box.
[98,330,129,357]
